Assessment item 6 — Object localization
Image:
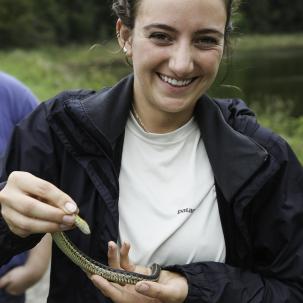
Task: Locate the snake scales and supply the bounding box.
[52,215,161,285]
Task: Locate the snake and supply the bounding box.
[52,215,161,285]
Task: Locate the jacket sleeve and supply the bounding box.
[0,102,59,266]
[166,138,303,302]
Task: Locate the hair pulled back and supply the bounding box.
[112,0,138,29]
[112,0,240,38]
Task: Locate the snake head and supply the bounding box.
[75,215,91,235]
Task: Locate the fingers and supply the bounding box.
[5,171,77,213]
[90,275,124,300]
[136,280,183,302]
[120,242,135,272]
[107,241,120,269]
[4,207,73,237]
[3,192,70,224]
[0,171,77,237]
[107,241,136,272]
[136,281,164,300]
[135,271,189,303]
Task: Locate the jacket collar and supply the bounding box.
[78,75,133,147]
[66,74,268,202]
[194,96,268,201]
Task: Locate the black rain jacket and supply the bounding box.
[1,75,303,303]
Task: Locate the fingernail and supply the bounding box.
[62,215,75,225]
[64,202,77,213]
[108,242,115,251]
[60,224,71,231]
[136,283,149,293]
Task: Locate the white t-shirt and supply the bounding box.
[118,113,226,267]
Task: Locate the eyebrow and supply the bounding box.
[143,23,178,33]
[195,29,225,38]
[143,23,224,38]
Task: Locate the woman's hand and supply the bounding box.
[89,242,188,303]
[0,171,78,237]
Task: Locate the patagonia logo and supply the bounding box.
[177,208,195,215]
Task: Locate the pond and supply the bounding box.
[209,47,303,116]
[112,45,303,116]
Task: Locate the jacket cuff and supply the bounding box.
[164,264,212,303]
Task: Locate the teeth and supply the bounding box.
[159,74,193,87]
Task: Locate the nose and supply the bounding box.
[168,42,194,77]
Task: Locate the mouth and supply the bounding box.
[158,73,197,88]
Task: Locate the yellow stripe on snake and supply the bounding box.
[52,215,161,284]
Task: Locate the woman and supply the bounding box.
[0,0,303,302]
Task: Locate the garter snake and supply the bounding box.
[52,215,161,284]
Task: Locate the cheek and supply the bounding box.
[131,39,169,68]
[131,38,154,59]
[199,51,223,75]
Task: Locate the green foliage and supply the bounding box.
[0,0,38,47]
[0,35,302,163]
[251,98,303,163]
[0,0,115,48]
[232,34,303,51]
[0,1,302,48]
[0,42,129,100]
[240,0,303,33]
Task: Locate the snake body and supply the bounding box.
[52,215,161,284]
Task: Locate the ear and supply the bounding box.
[116,19,133,57]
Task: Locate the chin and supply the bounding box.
[159,103,191,114]
[163,97,197,111]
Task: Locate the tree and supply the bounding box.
[240,0,303,33]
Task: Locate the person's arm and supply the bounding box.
[0,234,52,295]
[15,85,38,124]
[164,139,303,303]
[91,140,303,303]
[90,241,188,303]
[0,102,77,265]
[22,234,52,286]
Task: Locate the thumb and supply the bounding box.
[135,281,166,300]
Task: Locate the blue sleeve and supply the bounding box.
[14,89,38,124]
[0,72,38,154]
[0,102,56,266]
[0,72,38,122]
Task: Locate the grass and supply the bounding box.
[251,99,303,163]
[1,34,303,162]
[232,33,303,51]
[0,42,129,101]
[1,34,302,100]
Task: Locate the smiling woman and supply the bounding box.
[1,0,303,303]
[116,0,226,133]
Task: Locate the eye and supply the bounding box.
[194,36,220,48]
[149,32,172,45]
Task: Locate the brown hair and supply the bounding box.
[112,0,240,46]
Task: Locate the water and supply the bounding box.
[112,46,303,116]
[210,47,303,116]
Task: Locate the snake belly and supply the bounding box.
[52,216,161,285]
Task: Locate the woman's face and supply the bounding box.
[122,0,227,117]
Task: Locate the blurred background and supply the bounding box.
[0,1,302,149]
[0,1,302,302]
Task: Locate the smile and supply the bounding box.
[158,73,196,87]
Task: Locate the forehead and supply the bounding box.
[135,0,227,30]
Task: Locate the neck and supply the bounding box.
[132,104,150,133]
[131,102,194,134]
